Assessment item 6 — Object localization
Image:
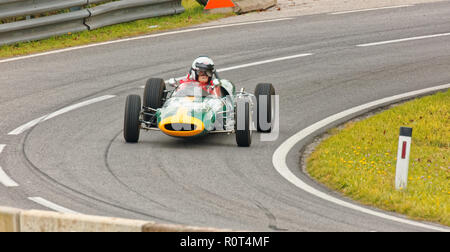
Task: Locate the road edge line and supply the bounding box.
[272,83,450,232]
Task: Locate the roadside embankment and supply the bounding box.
[305,89,449,226]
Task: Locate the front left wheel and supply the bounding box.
[124,94,141,143]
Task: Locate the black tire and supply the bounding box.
[254,83,275,133]
[143,78,166,121]
[124,95,141,143]
[235,100,252,147]
[195,0,208,6]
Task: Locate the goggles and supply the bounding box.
[198,70,213,77]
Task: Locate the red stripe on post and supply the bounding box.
[401,141,407,159]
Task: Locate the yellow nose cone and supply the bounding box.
[159,108,205,137]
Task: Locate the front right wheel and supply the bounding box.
[254,83,275,133]
[124,94,141,143]
[143,78,166,123]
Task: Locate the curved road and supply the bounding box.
[0,2,449,231]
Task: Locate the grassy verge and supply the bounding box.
[0,0,234,59]
[307,90,449,226]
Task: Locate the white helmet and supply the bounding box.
[189,56,215,82]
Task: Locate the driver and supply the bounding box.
[179,56,222,97]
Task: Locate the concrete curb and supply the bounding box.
[204,7,234,14]
[0,207,229,232]
[0,207,20,232]
[21,210,148,232]
[233,0,277,14]
[143,223,232,232]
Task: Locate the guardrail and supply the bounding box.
[85,0,185,30]
[0,0,184,46]
[0,0,87,20]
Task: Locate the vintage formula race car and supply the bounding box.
[123,74,275,147]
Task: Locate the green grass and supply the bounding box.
[0,0,234,59]
[307,90,449,226]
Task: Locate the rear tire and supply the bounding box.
[143,78,166,122]
[124,95,141,143]
[235,100,252,147]
[254,83,275,133]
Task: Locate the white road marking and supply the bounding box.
[0,18,294,64]
[8,115,48,136]
[272,83,450,232]
[217,53,313,73]
[0,166,19,187]
[8,95,116,135]
[330,5,414,15]
[357,32,450,47]
[0,145,19,187]
[140,53,313,88]
[28,197,80,214]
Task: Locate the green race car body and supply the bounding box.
[123,76,275,147]
[156,79,236,137]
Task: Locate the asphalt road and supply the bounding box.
[0,1,449,231]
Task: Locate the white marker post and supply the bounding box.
[395,127,412,190]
